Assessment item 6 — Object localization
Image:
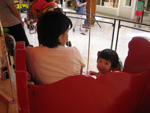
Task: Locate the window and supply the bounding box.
[125,0,132,6]
[97,0,100,5]
[96,0,119,8]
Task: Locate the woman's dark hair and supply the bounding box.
[81,0,86,3]
[37,11,72,48]
[97,49,119,69]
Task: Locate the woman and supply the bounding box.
[73,0,87,35]
[0,0,29,47]
[26,11,85,85]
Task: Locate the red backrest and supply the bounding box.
[123,37,150,73]
[28,71,150,113]
[15,41,30,113]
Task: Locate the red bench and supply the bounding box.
[15,40,150,113]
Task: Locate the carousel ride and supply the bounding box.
[0,0,150,113]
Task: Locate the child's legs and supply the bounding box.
[73,14,82,29]
[135,16,138,23]
[139,16,142,23]
[135,11,142,23]
[135,11,138,23]
[80,15,86,31]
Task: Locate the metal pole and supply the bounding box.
[110,19,116,49]
[87,0,92,71]
[0,21,15,101]
[115,20,121,51]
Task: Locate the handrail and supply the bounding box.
[64,11,150,51]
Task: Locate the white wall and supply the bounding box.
[96,6,117,16]
[96,0,137,19]
[118,0,133,19]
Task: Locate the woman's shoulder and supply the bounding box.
[65,46,79,52]
[58,46,77,50]
[26,46,48,53]
[57,46,80,54]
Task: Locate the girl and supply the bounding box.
[134,0,144,27]
[90,49,119,78]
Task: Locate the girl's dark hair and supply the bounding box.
[37,11,72,48]
[97,49,119,69]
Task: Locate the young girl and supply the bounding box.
[90,49,119,78]
[134,0,144,27]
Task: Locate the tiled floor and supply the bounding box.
[0,3,150,113]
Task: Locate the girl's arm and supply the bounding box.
[142,4,144,11]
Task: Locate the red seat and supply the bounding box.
[123,36,150,113]
[28,71,150,113]
[15,41,150,113]
[15,41,30,113]
[123,36,150,73]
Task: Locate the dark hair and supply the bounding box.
[37,11,72,48]
[97,49,119,69]
[80,0,86,3]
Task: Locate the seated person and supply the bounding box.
[90,49,119,78]
[31,0,55,22]
[26,11,85,85]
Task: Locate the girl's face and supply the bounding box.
[59,29,69,46]
[97,58,112,75]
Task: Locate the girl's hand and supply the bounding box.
[89,71,98,75]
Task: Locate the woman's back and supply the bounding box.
[26,46,85,85]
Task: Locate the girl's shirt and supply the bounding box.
[136,1,144,11]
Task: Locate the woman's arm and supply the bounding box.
[80,68,83,74]
[77,1,87,7]
[84,3,86,14]
[8,4,24,26]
